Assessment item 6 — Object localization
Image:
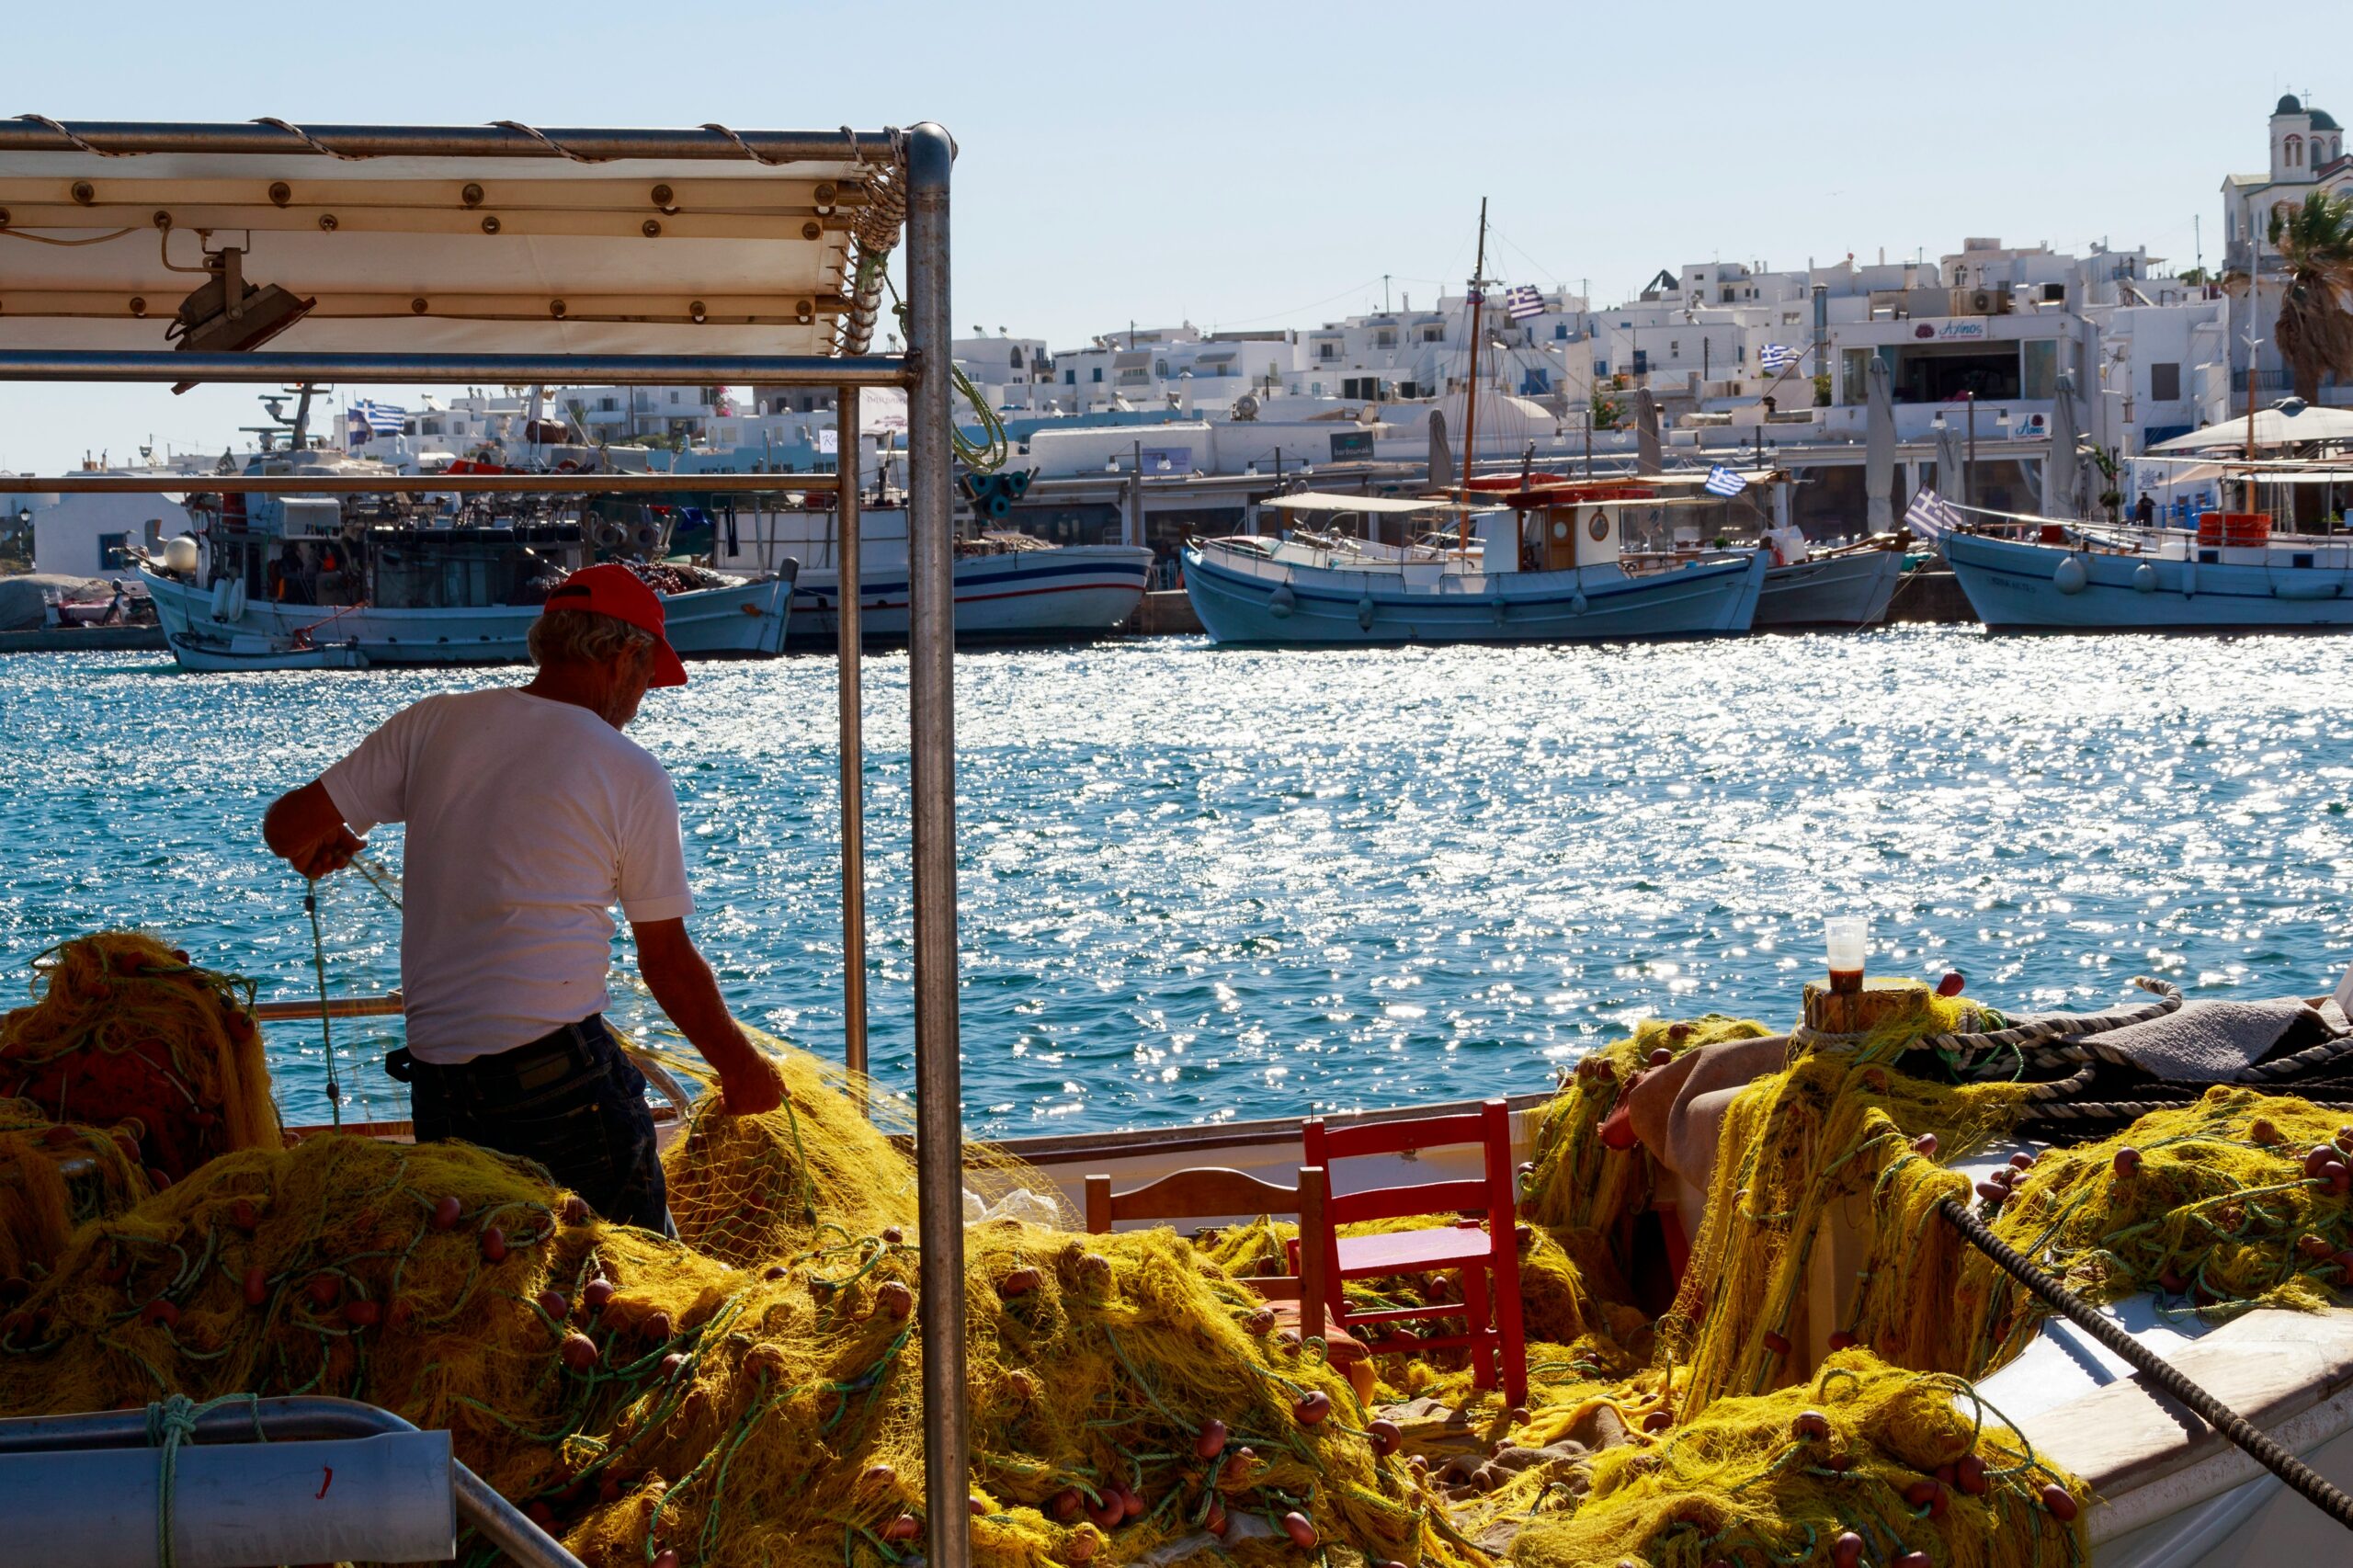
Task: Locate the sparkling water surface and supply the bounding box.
[3,630,2350,1137]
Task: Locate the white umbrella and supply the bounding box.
[1936,419,1969,512]
[2042,371,2084,519]
[1865,355,1894,534]
[1635,387,1663,476]
[2149,402,2353,452]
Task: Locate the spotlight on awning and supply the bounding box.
[166,246,315,393]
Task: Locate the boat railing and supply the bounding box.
[0,1395,585,1568]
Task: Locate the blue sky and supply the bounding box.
[0,1,2310,471]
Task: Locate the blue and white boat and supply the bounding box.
[1943,518,2353,633]
[1181,483,1768,645]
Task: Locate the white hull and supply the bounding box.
[1945,529,2353,632]
[1755,548,1905,628]
[1182,539,1767,645]
[787,545,1154,643]
[166,632,369,672]
[144,565,794,670]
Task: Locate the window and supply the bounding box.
[598,397,619,413]
[1063,369,1075,385]
[1374,330,1396,348]
[1421,325,1444,342]
[1091,368,1104,383]
[97,532,130,569]
[1010,347,1023,369]
[1154,360,1168,377]
[2151,362,2182,402]
[1669,340,1680,357]
[2288,135,2304,167]
[2020,340,2058,401]
[1554,324,1569,339]
[669,392,682,404]
[1593,358,1609,376]
[1841,347,1872,403]
[1317,342,1339,361]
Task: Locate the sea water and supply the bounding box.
[3,628,2350,1137]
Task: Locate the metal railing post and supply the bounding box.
[902,120,970,1568]
[837,384,869,1105]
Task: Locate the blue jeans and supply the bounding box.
[395,1016,671,1233]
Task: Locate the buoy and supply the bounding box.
[1791,1409,1830,1441]
[1937,971,1966,997]
[1568,591,1588,616]
[1085,1491,1124,1530]
[2250,1117,2283,1145]
[2133,562,2158,594]
[1367,1417,1401,1457]
[881,1225,905,1245]
[430,1195,462,1231]
[1281,1511,1318,1550]
[883,1514,920,1542]
[1647,1047,1674,1067]
[1356,595,1376,631]
[2113,1146,2142,1176]
[2040,1483,2079,1521]
[1831,1531,1864,1568]
[536,1290,569,1320]
[1267,585,1296,619]
[876,1280,914,1320]
[560,1332,598,1370]
[1956,1454,1988,1495]
[242,1266,268,1307]
[343,1299,380,1328]
[1912,1132,1939,1157]
[1761,1330,1790,1357]
[1195,1419,1228,1460]
[582,1277,616,1312]
[1294,1390,1332,1426]
[481,1226,507,1263]
[1049,1489,1081,1522]
[2053,553,2088,595]
[999,1266,1041,1299]
[1121,1488,1145,1521]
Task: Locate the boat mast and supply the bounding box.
[2246,257,2261,515]
[1459,199,1489,552]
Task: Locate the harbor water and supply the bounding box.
[3,627,2350,1136]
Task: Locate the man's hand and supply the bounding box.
[634,916,784,1116]
[715,1049,787,1116]
[263,780,365,880]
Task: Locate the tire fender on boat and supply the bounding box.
[208,578,233,622]
[2053,554,2089,596]
[1267,584,1296,619]
[2132,562,2157,594]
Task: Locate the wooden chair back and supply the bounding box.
[1083,1164,1327,1340]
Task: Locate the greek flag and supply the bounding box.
[1703,465,1748,497]
[1905,486,1963,542]
[1758,343,1802,374]
[350,400,407,435]
[1503,284,1546,321]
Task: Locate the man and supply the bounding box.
[262,563,784,1229]
[2134,492,2156,528]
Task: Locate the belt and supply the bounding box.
[384,1016,610,1093]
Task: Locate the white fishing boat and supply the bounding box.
[165,630,369,672]
[1751,534,1909,630]
[1183,481,1768,645]
[711,506,1153,642]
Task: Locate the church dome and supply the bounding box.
[2311,108,2340,131]
[2279,93,2304,114]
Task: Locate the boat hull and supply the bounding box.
[166,633,369,672]
[784,544,1154,643]
[1181,542,1767,645]
[1755,549,1905,629]
[1944,530,2353,632]
[145,565,795,669]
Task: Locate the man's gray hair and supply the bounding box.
[529,608,655,668]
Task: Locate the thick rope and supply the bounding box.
[303,881,341,1127]
[1938,1198,2353,1533]
[1924,977,2182,1061]
[145,1392,268,1567]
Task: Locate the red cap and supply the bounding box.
[539,563,687,687]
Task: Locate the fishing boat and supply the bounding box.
[1182,479,1768,645]
[11,118,2353,1568]
[1940,517,2353,632]
[165,629,369,671]
[1751,533,1909,630]
[710,505,1154,643]
[141,481,796,671]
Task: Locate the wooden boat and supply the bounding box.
[166,630,369,672]
[1751,534,1908,630]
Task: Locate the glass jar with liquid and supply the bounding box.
[1824,916,1868,995]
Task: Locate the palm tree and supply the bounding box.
[2268,191,2353,403]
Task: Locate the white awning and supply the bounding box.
[0,129,885,357]
[1268,491,1450,514]
[2148,406,2353,451]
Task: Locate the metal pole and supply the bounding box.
[903,121,971,1568]
[836,385,869,1104]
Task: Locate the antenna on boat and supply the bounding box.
[1460,198,1489,553]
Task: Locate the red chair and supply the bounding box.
[1299,1098,1527,1406]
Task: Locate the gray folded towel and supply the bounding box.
[2078,998,2338,1083]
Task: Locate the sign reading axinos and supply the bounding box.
[1914,319,1991,341]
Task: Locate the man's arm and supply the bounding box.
[263,780,365,880]
[632,917,785,1115]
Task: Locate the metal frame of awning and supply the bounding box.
[0,117,970,1568]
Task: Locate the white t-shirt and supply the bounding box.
[321,687,694,1063]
